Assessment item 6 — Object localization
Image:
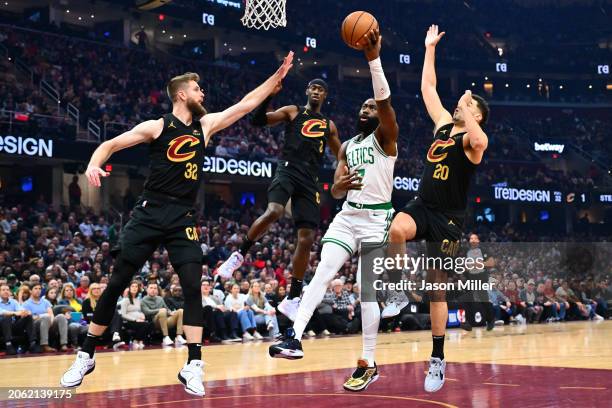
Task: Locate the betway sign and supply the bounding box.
[534,142,565,153]
[0,135,53,157]
[203,156,273,178]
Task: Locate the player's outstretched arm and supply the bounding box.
[201,51,294,143]
[328,120,341,159]
[363,28,398,156]
[250,83,299,127]
[85,118,163,187]
[422,24,452,132]
[331,142,363,199]
[458,90,488,164]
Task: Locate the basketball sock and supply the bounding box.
[431,335,445,360]
[288,278,303,299]
[82,333,102,358]
[361,301,381,367]
[293,243,351,341]
[239,237,255,256]
[187,343,202,363]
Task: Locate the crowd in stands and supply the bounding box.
[0,194,610,356]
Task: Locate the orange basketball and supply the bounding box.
[341,11,379,50]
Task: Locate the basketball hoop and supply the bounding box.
[241,0,287,30]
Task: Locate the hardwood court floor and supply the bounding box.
[0,321,610,407]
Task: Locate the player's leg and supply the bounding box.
[423,213,461,393]
[276,188,319,320]
[217,174,292,279]
[270,211,356,359]
[382,201,425,318]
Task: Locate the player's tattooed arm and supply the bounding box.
[201,51,294,143]
[331,142,363,199]
[328,120,341,159]
[85,118,163,187]
[458,90,488,164]
[421,25,452,133]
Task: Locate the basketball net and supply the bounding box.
[241,0,287,30]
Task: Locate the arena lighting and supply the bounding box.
[606,84,612,90]
[169,35,173,39]
[552,154,559,159]
[90,14,94,18]
[183,34,187,38]
[105,164,113,172]
[484,76,488,80]
[323,183,329,191]
[505,83,509,87]
[526,84,531,88]
[158,14,165,21]
[471,82,475,86]
[65,9,70,13]
[314,61,317,64]
[162,30,166,33]
[303,46,308,52]
[588,85,593,89]
[78,16,82,21]
[559,85,563,89]
[475,197,481,203]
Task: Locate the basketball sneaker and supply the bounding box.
[60,351,96,387]
[178,359,205,396]
[343,359,379,392]
[217,252,243,279]
[278,296,300,321]
[268,328,303,359]
[424,357,446,392]
[381,289,409,318]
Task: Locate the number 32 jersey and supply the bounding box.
[143,113,205,202]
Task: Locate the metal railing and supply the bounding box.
[103,121,133,140]
[39,79,61,115]
[15,57,34,85]
[66,102,79,133]
[87,119,101,142]
[0,109,75,139]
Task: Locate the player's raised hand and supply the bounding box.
[85,165,109,187]
[335,165,363,192]
[274,51,294,80]
[458,90,473,108]
[425,24,445,48]
[363,27,382,61]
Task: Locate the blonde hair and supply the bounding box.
[247,281,265,309]
[87,283,101,309]
[166,72,200,102]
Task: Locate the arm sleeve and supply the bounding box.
[250,96,273,127]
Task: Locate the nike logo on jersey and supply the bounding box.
[167,135,201,162]
[427,138,456,163]
[301,119,327,138]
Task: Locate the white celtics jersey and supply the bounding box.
[345,132,396,204]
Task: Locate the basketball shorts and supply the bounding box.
[115,192,202,268]
[399,196,464,259]
[267,164,320,229]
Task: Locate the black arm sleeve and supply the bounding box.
[250,96,273,127]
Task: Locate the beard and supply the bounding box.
[187,98,207,118]
[357,116,379,135]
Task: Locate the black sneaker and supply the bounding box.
[343,359,379,392]
[268,328,303,360]
[5,344,17,355]
[460,322,473,331]
[486,321,495,331]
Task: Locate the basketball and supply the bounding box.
[341,11,379,50]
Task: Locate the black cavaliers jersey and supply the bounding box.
[143,113,205,202]
[280,105,331,176]
[418,123,477,212]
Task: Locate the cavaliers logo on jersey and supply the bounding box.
[167,135,200,162]
[426,138,456,163]
[301,119,327,138]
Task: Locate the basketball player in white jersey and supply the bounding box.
[269,28,398,392]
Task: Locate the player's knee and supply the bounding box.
[298,234,314,249]
[389,223,407,243]
[265,204,284,221]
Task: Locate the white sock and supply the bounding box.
[361,300,381,367]
[293,243,351,340]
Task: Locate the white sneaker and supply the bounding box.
[112,332,121,342]
[594,314,604,321]
[424,357,446,392]
[381,289,409,318]
[243,332,254,341]
[175,335,187,346]
[306,330,316,337]
[322,329,331,336]
[278,297,300,322]
[217,251,244,279]
[253,331,263,340]
[60,351,96,387]
[134,341,145,350]
[162,336,174,346]
[178,359,205,396]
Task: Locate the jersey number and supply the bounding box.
[433,164,449,180]
[185,163,198,180]
[319,140,324,153]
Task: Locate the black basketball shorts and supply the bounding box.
[267,165,320,230]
